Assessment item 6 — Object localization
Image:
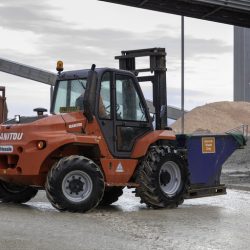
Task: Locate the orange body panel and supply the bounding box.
[0,112,175,187]
[101,158,138,184]
[131,130,176,158]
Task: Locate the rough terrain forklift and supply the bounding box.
[0,48,237,212]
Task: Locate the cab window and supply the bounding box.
[99,72,111,119]
[115,75,147,122]
[53,79,86,113]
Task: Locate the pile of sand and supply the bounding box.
[171,101,250,134]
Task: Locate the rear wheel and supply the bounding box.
[46,155,105,213]
[98,187,123,206]
[0,181,38,203]
[136,147,188,208]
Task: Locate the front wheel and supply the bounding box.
[45,155,105,213]
[0,181,38,203]
[136,147,188,208]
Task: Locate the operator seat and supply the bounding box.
[99,97,110,119]
[75,94,108,118]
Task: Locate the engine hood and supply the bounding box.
[4,116,47,125]
[0,112,87,140]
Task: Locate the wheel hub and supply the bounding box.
[159,161,182,197]
[68,178,84,195]
[160,171,171,186]
[62,170,93,203]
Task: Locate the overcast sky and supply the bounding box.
[0,0,233,117]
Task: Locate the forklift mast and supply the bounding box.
[115,48,167,130]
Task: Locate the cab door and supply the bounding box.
[113,74,152,158]
[96,71,115,155]
[97,71,152,158]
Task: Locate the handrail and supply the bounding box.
[226,124,249,141]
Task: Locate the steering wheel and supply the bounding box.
[105,104,120,113]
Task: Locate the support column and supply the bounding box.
[234,27,250,101]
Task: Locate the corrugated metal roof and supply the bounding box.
[99,0,250,28]
[198,0,250,11]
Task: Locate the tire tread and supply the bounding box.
[136,146,188,209]
[45,155,104,213]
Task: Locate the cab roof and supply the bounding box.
[57,67,134,80]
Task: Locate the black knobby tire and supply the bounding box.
[45,155,105,213]
[0,181,38,203]
[136,147,188,209]
[98,187,123,206]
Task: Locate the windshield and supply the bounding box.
[53,79,87,113]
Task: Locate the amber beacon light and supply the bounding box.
[56,61,64,73]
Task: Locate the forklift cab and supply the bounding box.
[51,67,153,158]
[52,48,167,158]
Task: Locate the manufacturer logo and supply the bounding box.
[116,162,124,173]
[0,133,23,141]
[68,123,82,129]
[0,145,13,153]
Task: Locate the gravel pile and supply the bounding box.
[171,101,250,134]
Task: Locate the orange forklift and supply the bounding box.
[0,48,238,212]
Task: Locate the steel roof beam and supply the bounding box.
[139,0,149,7]
[0,57,57,86]
[202,6,223,18]
[99,0,250,28]
[197,0,250,11]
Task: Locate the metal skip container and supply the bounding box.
[177,133,245,198]
[187,134,244,186]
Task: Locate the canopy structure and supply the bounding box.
[0,57,57,86]
[99,0,250,28]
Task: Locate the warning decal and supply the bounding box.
[116,162,124,173]
[202,137,216,154]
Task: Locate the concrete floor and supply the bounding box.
[1,140,250,250]
[0,188,250,250]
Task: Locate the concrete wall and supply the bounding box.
[234,27,250,101]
